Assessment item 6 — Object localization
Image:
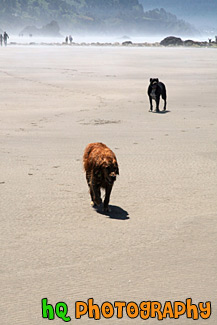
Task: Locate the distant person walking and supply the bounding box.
[65,36,68,44]
[0,34,3,46]
[3,31,9,46]
[69,35,73,44]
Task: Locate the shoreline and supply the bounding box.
[8,41,217,48]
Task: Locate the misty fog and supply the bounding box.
[0,0,216,43]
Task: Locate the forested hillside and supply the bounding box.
[0,0,197,35]
[139,0,217,27]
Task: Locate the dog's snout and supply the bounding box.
[110,172,116,181]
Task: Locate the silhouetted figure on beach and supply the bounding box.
[3,32,9,46]
[0,34,3,46]
[65,36,68,44]
[69,35,73,44]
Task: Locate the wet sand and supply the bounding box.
[0,46,216,324]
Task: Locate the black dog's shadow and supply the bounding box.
[95,205,129,220]
[152,110,171,114]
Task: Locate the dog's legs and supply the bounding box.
[149,96,153,112]
[94,185,102,205]
[104,184,113,212]
[87,172,102,206]
[161,84,167,111]
[90,187,96,206]
[155,97,160,112]
[162,96,167,111]
[86,172,91,187]
[91,183,102,206]
[86,172,94,205]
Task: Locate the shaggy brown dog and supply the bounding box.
[83,142,119,211]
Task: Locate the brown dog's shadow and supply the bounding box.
[95,205,129,220]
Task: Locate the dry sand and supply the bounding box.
[0,46,217,324]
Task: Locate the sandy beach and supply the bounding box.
[0,46,216,324]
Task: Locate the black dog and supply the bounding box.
[148,78,167,112]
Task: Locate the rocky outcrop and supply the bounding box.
[160,36,212,47]
[41,21,61,37]
[160,36,183,46]
[20,21,61,37]
[183,39,208,47]
[122,41,133,46]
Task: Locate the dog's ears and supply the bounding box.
[150,78,159,83]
